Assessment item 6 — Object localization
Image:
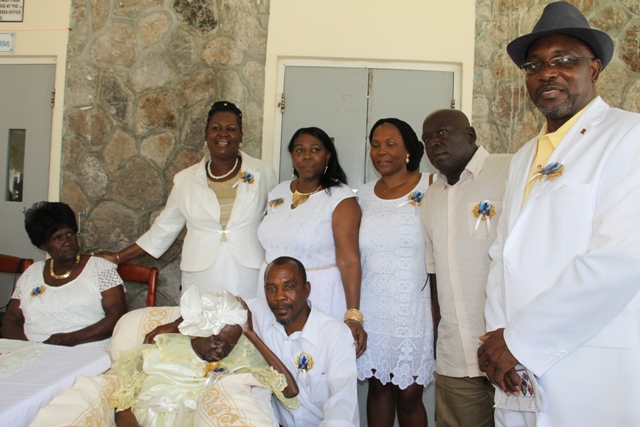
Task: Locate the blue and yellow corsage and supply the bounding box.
[398,191,424,207]
[268,197,284,212]
[472,200,495,237]
[31,285,46,297]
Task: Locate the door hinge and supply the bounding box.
[450,98,456,109]
[278,93,285,114]
[51,89,55,108]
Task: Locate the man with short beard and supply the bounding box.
[478,2,640,426]
[245,256,359,427]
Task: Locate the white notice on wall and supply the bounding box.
[0,0,24,23]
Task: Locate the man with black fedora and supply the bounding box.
[478,2,640,426]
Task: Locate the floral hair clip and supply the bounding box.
[527,162,564,197]
[268,198,284,211]
[31,285,46,297]
[472,200,495,237]
[398,191,424,208]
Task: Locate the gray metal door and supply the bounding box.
[280,66,455,188]
[367,68,454,181]
[279,67,369,186]
[0,64,55,305]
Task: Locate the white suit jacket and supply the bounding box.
[137,151,277,272]
[485,97,640,426]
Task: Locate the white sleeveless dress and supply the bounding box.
[357,174,435,389]
[257,181,356,319]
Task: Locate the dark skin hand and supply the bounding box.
[115,408,140,427]
[477,328,521,395]
[237,297,299,398]
[94,244,146,265]
[144,317,181,344]
[331,198,367,357]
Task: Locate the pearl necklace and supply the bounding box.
[50,253,81,280]
[207,156,239,180]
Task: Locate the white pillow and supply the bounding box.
[107,306,181,362]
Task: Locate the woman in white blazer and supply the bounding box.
[99,101,277,299]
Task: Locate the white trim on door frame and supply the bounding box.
[270,58,462,175]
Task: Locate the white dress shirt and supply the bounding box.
[421,146,511,377]
[247,298,359,427]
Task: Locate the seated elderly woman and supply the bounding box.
[111,285,299,427]
[0,202,127,349]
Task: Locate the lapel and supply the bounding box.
[506,141,536,232]
[228,151,261,227]
[192,155,221,223]
[509,97,609,232]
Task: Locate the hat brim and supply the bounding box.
[507,27,614,70]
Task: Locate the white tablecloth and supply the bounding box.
[0,339,111,427]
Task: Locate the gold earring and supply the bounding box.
[292,165,296,177]
[324,164,328,175]
[406,154,410,164]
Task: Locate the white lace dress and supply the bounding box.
[257,181,356,318]
[357,174,435,389]
[12,257,124,350]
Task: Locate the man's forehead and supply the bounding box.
[527,34,594,58]
[265,264,302,282]
[424,111,467,130]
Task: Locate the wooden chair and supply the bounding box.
[0,254,34,274]
[117,263,158,307]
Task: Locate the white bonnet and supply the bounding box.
[178,285,247,338]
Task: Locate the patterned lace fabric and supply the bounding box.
[12,257,123,349]
[257,181,356,318]
[357,174,435,389]
[0,339,46,377]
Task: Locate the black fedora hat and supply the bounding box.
[507,2,614,69]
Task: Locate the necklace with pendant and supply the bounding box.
[207,157,239,180]
[50,253,81,280]
[291,183,322,208]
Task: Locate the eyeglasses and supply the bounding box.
[520,56,595,75]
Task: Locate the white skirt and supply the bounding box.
[181,242,259,299]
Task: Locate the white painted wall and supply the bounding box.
[0,0,71,200]
[261,0,477,164]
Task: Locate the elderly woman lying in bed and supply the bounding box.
[110,285,298,427]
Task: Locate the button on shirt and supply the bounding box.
[247,298,359,427]
[420,146,511,377]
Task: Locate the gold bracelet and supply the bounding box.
[343,308,364,325]
[116,252,121,263]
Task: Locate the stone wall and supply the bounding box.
[474,0,640,153]
[60,0,269,308]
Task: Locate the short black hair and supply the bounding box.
[206,100,243,132]
[288,126,348,190]
[24,201,78,247]
[369,118,425,172]
[266,256,307,284]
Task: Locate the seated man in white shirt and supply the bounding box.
[242,256,359,427]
